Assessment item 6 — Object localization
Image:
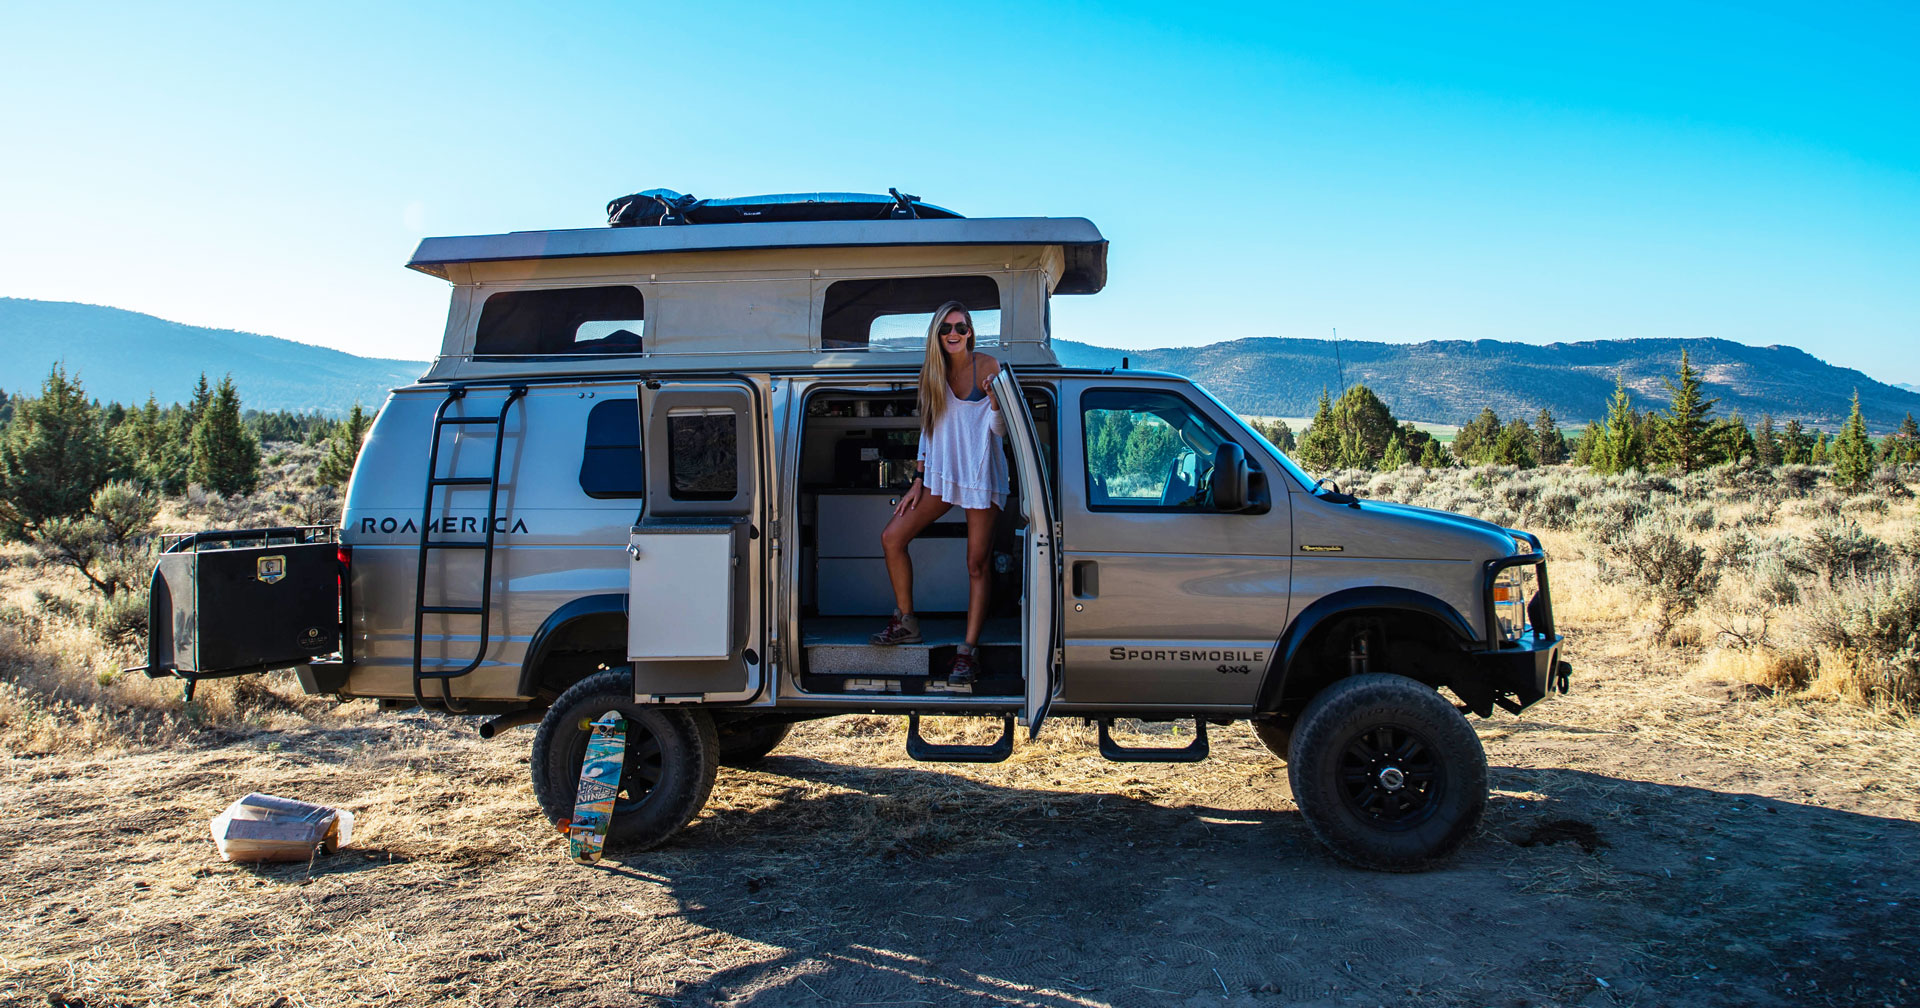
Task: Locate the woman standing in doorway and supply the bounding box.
[869,301,1008,686]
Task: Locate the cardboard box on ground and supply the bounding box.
[209,793,354,863]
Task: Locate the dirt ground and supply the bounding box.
[5,620,1920,1008]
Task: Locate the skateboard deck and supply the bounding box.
[567,712,628,864]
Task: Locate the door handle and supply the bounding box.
[1071,560,1099,600]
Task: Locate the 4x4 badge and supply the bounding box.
[256,555,287,584]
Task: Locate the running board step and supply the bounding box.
[905,712,1014,763]
[1097,718,1209,763]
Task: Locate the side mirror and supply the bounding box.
[1211,442,1250,511]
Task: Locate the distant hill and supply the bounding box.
[0,298,425,414]
[1056,336,1920,432]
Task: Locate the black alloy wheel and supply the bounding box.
[1336,723,1443,830]
[1287,673,1487,872]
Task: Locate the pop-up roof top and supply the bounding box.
[408,191,1107,294]
[407,192,1108,380]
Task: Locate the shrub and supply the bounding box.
[1795,564,1920,709]
[1797,518,1891,586]
[1608,518,1721,632]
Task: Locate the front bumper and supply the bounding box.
[1470,630,1570,714]
[1472,529,1570,714]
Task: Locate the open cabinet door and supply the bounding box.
[989,366,1061,738]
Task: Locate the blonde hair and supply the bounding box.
[917,301,975,436]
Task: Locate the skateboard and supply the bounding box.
[567,712,628,864]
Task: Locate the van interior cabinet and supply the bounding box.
[814,491,967,615]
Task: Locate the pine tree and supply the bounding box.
[1595,374,1643,474]
[1811,430,1829,464]
[1417,439,1446,469]
[1573,420,1603,467]
[1451,408,1502,466]
[1781,418,1810,464]
[0,365,114,540]
[189,375,259,497]
[1830,391,1875,491]
[1329,385,1399,466]
[1381,431,1409,469]
[316,403,374,488]
[1654,350,1718,473]
[1883,412,1920,466]
[1533,407,1565,465]
[1754,414,1781,467]
[1493,418,1537,468]
[1705,414,1753,468]
[1293,390,1340,472]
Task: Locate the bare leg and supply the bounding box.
[963,505,998,647]
[879,495,952,615]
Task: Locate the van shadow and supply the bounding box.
[587,758,1920,1007]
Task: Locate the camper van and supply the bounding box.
[143,192,1569,871]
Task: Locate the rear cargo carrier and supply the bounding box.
[136,526,344,697]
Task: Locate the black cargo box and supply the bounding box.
[145,527,342,681]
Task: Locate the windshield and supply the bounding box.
[1188,384,1316,492]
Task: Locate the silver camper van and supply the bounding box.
[143,192,1569,870]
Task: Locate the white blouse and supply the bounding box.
[918,383,1009,510]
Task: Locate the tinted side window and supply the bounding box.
[1081,388,1234,510]
[820,275,1000,350]
[579,399,645,499]
[475,286,645,356]
[667,410,738,500]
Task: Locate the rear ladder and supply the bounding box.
[411,384,526,711]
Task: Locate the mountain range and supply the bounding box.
[0,298,424,414]
[2,297,1915,431]
[1056,337,1920,431]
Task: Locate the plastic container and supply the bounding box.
[209,792,354,863]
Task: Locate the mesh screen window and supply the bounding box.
[667,410,738,500]
[475,286,645,356]
[819,275,1000,350]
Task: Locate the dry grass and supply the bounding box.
[4,458,1920,1004]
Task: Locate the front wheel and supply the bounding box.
[1287,673,1487,872]
[529,669,720,851]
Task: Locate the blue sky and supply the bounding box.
[3,1,1916,382]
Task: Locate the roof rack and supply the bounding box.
[606,188,961,227]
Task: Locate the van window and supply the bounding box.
[820,275,1000,350]
[475,286,645,356]
[1081,388,1235,510]
[579,399,645,499]
[667,408,738,500]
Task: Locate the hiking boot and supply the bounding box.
[947,644,979,687]
[869,609,922,645]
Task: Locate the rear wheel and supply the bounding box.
[1287,673,1486,872]
[529,668,719,851]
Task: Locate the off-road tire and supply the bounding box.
[718,720,791,768]
[1249,718,1292,762]
[1287,673,1486,872]
[529,668,720,851]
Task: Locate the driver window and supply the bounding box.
[1081,388,1233,510]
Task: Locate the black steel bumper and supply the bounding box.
[1469,630,1571,714]
[1472,529,1571,714]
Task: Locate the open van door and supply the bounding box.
[627,378,766,703]
[988,366,1061,737]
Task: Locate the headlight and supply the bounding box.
[1493,568,1530,640]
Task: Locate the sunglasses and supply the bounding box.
[937,322,971,336]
